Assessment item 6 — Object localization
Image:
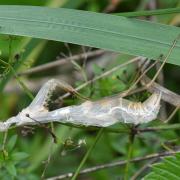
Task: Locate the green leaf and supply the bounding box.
[116,7,180,17]
[0,1,83,92]
[144,153,180,180]
[5,162,17,177]
[144,172,167,180]
[11,152,29,161]
[0,6,179,66]
[7,135,17,152]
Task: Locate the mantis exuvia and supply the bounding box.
[0,35,179,132]
[0,79,161,131]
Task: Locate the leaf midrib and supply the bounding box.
[0,16,179,48]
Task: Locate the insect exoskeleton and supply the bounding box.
[108,92,161,124]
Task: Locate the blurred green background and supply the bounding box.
[0,0,179,179]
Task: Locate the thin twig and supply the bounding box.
[41,123,56,178]
[27,114,57,143]
[3,112,179,135]
[124,126,136,180]
[41,139,54,178]
[147,34,180,88]
[155,62,167,119]
[46,149,180,180]
[164,106,179,123]
[131,158,157,180]
[125,33,178,97]
[18,49,105,76]
[45,122,180,134]
[1,131,8,159]
[72,123,180,133]
[138,123,180,133]
[0,59,34,100]
[56,56,141,101]
[136,34,180,107]
[120,57,159,97]
[141,75,180,107]
[71,128,103,180]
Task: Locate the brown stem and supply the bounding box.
[18,50,105,76]
[46,149,180,180]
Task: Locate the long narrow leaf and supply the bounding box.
[0,6,179,65]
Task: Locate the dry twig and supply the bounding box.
[45,149,180,180]
[141,75,180,107]
[57,56,141,101]
[18,49,105,76]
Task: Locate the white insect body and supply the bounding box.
[0,79,161,132]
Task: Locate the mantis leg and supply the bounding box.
[29,79,88,109]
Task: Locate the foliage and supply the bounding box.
[0,0,179,179]
[144,153,180,180]
[0,6,179,65]
[0,135,29,179]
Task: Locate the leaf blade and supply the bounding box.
[0,5,179,65]
[144,153,180,180]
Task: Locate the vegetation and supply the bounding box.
[0,0,179,179]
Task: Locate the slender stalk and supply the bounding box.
[58,56,140,101]
[60,123,180,134]
[18,49,105,76]
[124,126,135,180]
[1,131,8,159]
[46,149,180,180]
[148,35,180,88]
[9,66,34,100]
[71,128,103,180]
[0,59,34,100]
[2,111,180,133]
[139,123,180,132]
[164,106,179,123]
[121,58,158,97]
[141,75,180,107]
[8,36,13,64]
[131,159,157,180]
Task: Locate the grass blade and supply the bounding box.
[0,5,179,66]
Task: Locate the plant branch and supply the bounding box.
[71,128,103,180]
[46,149,180,180]
[124,126,136,180]
[138,123,180,132]
[57,56,141,101]
[141,75,180,107]
[18,49,105,76]
[164,106,179,123]
[131,158,157,180]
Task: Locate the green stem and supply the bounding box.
[0,39,41,92]
[8,36,13,64]
[10,66,34,100]
[71,128,104,180]
[1,131,8,159]
[139,123,180,132]
[0,58,34,100]
[124,127,135,180]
